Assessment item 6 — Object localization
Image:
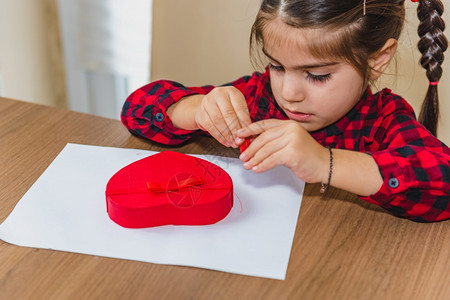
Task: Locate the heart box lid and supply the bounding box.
[105,151,233,228]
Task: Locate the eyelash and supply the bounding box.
[306,73,332,83]
[268,63,284,72]
[268,63,332,83]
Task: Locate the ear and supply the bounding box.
[369,38,398,80]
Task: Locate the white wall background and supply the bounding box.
[57,0,152,119]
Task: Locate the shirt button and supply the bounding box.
[155,112,165,122]
[388,178,399,189]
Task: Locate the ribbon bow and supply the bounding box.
[147,176,204,193]
[106,175,204,196]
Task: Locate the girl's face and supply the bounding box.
[263,18,365,132]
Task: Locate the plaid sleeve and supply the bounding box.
[121,75,262,145]
[361,108,450,222]
[121,80,205,145]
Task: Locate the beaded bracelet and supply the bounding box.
[320,147,333,193]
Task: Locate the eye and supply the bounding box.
[268,63,284,72]
[306,72,331,83]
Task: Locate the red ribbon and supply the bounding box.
[106,176,204,196]
[106,175,229,196]
[147,176,203,193]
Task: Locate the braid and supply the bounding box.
[416,0,448,136]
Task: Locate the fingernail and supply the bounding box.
[236,129,243,135]
[235,137,244,144]
[239,153,246,160]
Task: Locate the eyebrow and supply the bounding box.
[262,48,339,70]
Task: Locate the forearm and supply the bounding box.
[121,80,204,144]
[329,149,383,196]
[167,95,203,130]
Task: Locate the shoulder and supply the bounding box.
[349,88,425,151]
[368,88,444,148]
[373,88,416,119]
[369,88,421,137]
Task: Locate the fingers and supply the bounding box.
[220,88,253,146]
[242,135,288,173]
[197,102,231,147]
[197,87,251,148]
[239,124,286,170]
[216,98,242,147]
[236,119,284,139]
[236,118,329,185]
[230,89,252,128]
[239,120,310,175]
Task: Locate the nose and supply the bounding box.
[281,73,305,103]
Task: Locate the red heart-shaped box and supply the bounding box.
[105,151,233,228]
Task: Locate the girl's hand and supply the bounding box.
[194,86,251,148]
[236,119,329,184]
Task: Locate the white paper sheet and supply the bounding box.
[0,143,304,280]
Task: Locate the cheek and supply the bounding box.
[269,75,283,99]
[326,75,363,106]
[320,89,361,120]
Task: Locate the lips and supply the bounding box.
[283,108,313,122]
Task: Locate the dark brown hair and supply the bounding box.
[416,0,448,136]
[250,0,447,136]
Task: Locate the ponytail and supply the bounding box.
[416,0,448,136]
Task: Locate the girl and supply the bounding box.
[122,0,450,222]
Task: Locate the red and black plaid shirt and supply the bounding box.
[121,70,450,222]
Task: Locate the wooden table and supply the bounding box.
[1,98,449,299]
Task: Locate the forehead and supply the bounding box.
[262,17,341,62]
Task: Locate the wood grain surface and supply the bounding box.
[0,98,449,299]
